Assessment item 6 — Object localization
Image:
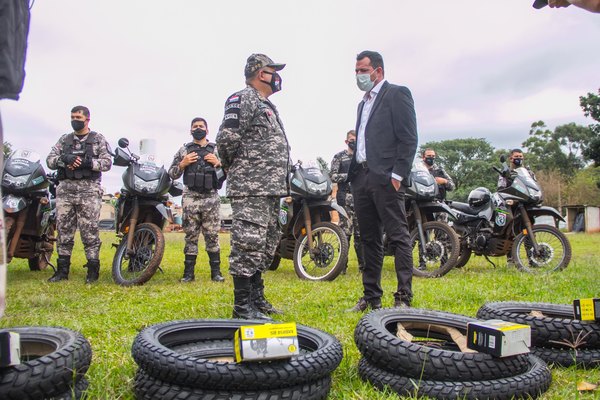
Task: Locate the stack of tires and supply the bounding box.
[131,319,343,400]
[355,308,552,400]
[477,301,600,368]
[0,326,92,400]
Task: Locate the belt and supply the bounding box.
[359,161,368,169]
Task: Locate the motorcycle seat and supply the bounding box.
[449,201,483,216]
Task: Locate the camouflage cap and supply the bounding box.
[244,53,286,77]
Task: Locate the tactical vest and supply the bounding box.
[57,132,101,181]
[183,142,218,192]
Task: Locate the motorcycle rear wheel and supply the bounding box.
[293,222,348,281]
[411,221,459,278]
[511,224,571,273]
[112,222,164,286]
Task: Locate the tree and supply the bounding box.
[580,89,600,166]
[522,121,592,178]
[316,156,329,174]
[3,141,12,159]
[419,138,497,201]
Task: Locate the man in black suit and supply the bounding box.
[347,50,418,312]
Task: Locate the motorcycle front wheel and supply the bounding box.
[511,224,571,273]
[293,222,348,281]
[112,222,165,286]
[411,221,460,278]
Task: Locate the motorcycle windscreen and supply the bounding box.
[2,149,48,191]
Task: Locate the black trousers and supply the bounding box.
[352,166,413,304]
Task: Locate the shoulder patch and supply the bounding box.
[223,93,242,129]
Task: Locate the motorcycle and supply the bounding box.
[2,149,57,271]
[384,162,460,278]
[448,157,571,273]
[269,160,349,281]
[110,138,183,285]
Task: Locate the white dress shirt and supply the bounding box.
[356,79,385,163]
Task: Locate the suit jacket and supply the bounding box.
[348,81,418,186]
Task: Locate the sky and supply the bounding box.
[1,0,599,194]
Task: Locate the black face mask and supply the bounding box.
[262,71,282,93]
[191,129,207,141]
[513,158,523,167]
[424,157,435,166]
[347,141,356,151]
[71,120,85,132]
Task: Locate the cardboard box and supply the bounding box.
[0,331,21,367]
[467,320,530,357]
[234,322,299,363]
[574,298,600,322]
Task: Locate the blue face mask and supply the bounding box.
[513,158,523,167]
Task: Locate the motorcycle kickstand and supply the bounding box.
[44,253,57,273]
[484,255,497,268]
[157,266,164,274]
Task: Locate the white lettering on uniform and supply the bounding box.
[224,114,238,120]
[225,103,241,110]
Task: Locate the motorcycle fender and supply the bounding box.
[330,202,348,220]
[3,194,28,213]
[418,201,458,220]
[155,203,173,223]
[526,206,565,222]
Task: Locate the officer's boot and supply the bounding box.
[208,251,224,282]
[232,276,271,320]
[48,255,70,282]
[85,259,100,283]
[355,239,365,273]
[251,272,283,315]
[180,255,196,283]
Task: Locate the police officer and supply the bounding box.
[216,53,290,320]
[497,148,536,190]
[46,105,112,283]
[168,117,225,283]
[422,148,455,200]
[330,130,364,273]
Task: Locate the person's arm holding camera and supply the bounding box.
[548,0,600,12]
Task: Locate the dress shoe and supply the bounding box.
[346,297,381,313]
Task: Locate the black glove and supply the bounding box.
[79,156,93,169]
[61,154,78,165]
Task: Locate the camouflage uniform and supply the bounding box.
[169,144,221,256]
[46,131,112,281]
[424,161,455,200]
[216,85,290,278]
[330,149,363,271]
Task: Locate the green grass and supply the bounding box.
[1,231,599,399]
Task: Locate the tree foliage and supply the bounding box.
[580,89,600,166]
[522,121,592,177]
[3,141,12,160]
[419,138,497,201]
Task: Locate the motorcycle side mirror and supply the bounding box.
[118,138,130,148]
[500,155,506,163]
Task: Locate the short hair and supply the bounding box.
[190,117,208,128]
[71,105,90,118]
[422,148,435,156]
[346,130,356,139]
[356,51,384,72]
[510,148,523,156]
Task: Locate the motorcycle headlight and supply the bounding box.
[528,187,542,201]
[415,182,435,195]
[134,176,159,193]
[305,180,328,194]
[2,174,29,188]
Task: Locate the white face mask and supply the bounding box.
[356,71,375,92]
